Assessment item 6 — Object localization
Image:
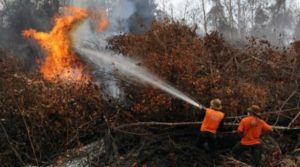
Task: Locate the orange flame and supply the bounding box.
[97,17,109,32]
[90,10,109,32]
[23,6,90,83]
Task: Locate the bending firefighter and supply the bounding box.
[232,105,273,167]
[197,98,225,156]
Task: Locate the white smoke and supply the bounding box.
[71,0,200,108]
[71,0,155,100]
[70,0,154,34]
[72,19,124,100]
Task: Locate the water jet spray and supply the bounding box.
[76,46,203,109]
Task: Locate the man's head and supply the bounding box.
[247,105,261,117]
[210,98,222,111]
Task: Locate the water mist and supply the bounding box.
[71,0,202,108]
[76,46,202,108]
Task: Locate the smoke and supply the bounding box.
[0,0,155,69]
[70,0,156,100]
[209,0,298,46]
[248,1,295,46]
[0,0,59,68]
[0,0,156,100]
[71,0,156,34]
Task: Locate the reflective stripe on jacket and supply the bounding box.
[200,108,225,134]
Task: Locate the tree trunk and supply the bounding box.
[228,0,233,39]
[162,0,166,12]
[201,0,207,34]
[0,0,8,8]
[250,0,256,29]
[237,0,241,37]
[276,0,286,12]
[183,0,190,20]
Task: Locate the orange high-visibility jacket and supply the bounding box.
[200,108,225,134]
[238,116,273,145]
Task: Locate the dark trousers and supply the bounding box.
[197,131,217,155]
[232,143,262,167]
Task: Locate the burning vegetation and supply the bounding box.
[0,1,300,167]
[0,51,105,166]
[22,7,90,83]
[21,6,110,83]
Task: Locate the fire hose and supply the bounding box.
[114,121,300,132]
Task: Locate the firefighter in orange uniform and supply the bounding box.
[232,105,273,167]
[197,98,225,156]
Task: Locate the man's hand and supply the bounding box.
[197,105,206,119]
[199,105,205,110]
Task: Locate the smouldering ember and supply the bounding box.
[22,6,90,83]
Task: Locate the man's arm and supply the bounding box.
[199,106,206,120]
[237,120,244,133]
[217,119,225,131]
[262,120,273,132]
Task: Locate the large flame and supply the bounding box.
[23,7,90,83]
